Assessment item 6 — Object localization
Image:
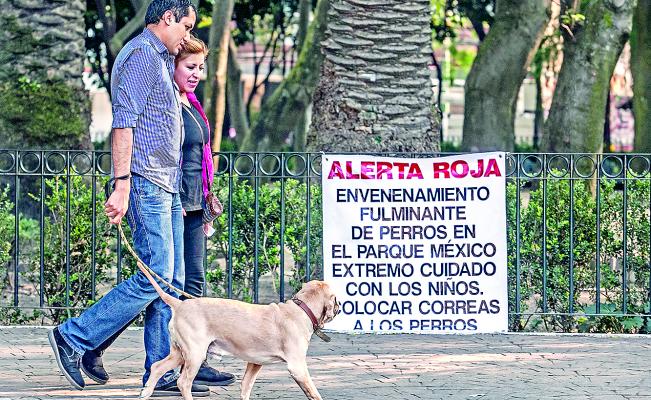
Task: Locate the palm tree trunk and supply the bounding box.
[0,0,90,149]
[307,0,439,152]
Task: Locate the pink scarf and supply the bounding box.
[186,92,214,197]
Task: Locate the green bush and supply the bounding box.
[509,177,651,332]
[0,76,89,149]
[0,186,14,290]
[21,176,114,323]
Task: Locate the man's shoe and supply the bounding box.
[81,349,109,384]
[193,362,236,386]
[48,327,85,390]
[151,379,210,397]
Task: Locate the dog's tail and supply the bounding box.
[136,259,182,309]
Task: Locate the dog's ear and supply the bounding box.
[320,294,337,327]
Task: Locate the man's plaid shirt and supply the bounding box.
[111,28,184,193]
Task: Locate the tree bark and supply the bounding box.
[240,0,330,152]
[203,0,234,140]
[0,0,90,149]
[210,29,230,152]
[1,0,87,87]
[226,38,250,147]
[109,1,149,55]
[543,0,637,153]
[631,0,651,152]
[307,0,439,153]
[462,0,551,152]
[296,0,311,53]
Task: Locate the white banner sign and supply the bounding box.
[322,152,508,334]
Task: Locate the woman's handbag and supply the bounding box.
[202,191,223,223]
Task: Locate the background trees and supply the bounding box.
[1,0,649,152]
[239,0,328,152]
[543,0,637,153]
[461,0,550,152]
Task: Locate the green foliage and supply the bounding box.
[431,0,495,42]
[231,0,300,45]
[205,177,322,301]
[0,76,88,149]
[447,47,476,83]
[560,10,586,28]
[0,187,14,289]
[20,176,114,323]
[509,176,651,333]
[440,141,461,152]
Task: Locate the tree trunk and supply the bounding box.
[0,0,90,149]
[462,0,551,152]
[296,0,311,53]
[240,0,330,152]
[110,1,149,55]
[534,76,544,149]
[631,0,651,152]
[203,0,234,140]
[226,38,250,147]
[0,0,86,86]
[307,0,439,152]
[543,0,637,153]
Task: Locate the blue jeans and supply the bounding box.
[182,210,205,298]
[58,175,185,386]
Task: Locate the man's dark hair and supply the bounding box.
[145,0,196,25]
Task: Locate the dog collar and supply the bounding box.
[291,297,331,342]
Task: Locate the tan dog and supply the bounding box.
[138,271,340,400]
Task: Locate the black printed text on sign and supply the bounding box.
[322,153,508,334]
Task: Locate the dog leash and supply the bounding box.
[117,222,197,300]
[108,180,334,339]
[120,220,332,343]
[105,176,197,300]
[119,218,335,343]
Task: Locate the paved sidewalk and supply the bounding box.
[1,327,651,399]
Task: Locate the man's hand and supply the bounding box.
[105,179,130,225]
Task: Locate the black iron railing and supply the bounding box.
[1,150,650,331]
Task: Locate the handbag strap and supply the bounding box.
[184,103,207,147]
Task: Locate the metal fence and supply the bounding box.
[1,150,650,330]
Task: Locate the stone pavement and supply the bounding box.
[1,326,651,400]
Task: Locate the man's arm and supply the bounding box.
[105,127,133,225]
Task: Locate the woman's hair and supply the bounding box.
[176,35,209,65]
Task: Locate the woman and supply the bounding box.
[174,34,235,386]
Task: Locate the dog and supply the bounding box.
[138,267,340,400]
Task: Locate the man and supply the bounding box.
[48,0,231,396]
